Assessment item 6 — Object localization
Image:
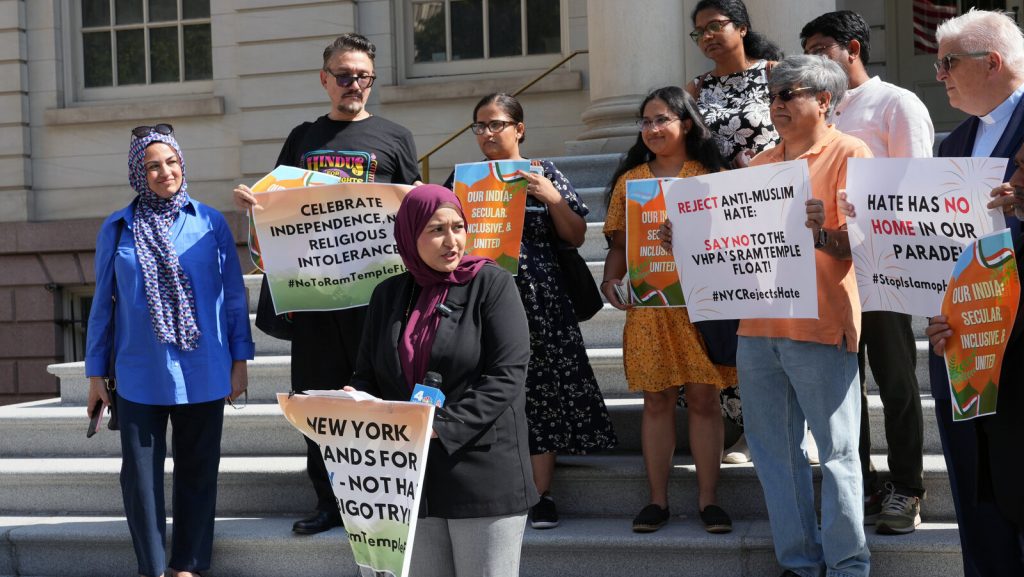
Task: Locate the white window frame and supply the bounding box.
[400,0,569,80]
[62,0,214,104]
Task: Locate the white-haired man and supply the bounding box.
[931,9,1024,577]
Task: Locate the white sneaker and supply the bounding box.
[722,434,750,464]
[804,429,819,465]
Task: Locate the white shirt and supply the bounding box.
[972,81,1024,157]
[830,76,935,159]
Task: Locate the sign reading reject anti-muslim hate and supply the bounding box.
[664,160,818,321]
[453,160,530,275]
[247,165,342,271]
[251,182,411,313]
[278,391,433,577]
[625,178,685,306]
[940,229,1019,422]
[845,157,1006,317]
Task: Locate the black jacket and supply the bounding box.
[350,264,538,518]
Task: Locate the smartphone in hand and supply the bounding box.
[86,399,104,438]
[613,280,629,306]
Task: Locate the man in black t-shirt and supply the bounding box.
[234,33,420,535]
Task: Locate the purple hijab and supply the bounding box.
[394,184,491,391]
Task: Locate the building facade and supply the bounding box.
[0,0,1014,403]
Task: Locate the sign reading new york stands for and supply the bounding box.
[940,229,1019,421]
[252,182,411,313]
[278,391,433,577]
[665,160,818,321]
[845,157,1007,316]
[625,178,685,306]
[453,160,530,275]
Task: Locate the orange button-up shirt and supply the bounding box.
[738,125,871,352]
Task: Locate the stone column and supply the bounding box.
[568,0,688,154]
[570,0,837,154]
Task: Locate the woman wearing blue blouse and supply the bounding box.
[85,125,254,577]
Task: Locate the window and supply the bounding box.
[78,0,212,89]
[60,289,93,363]
[406,0,564,78]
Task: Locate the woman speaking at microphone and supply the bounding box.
[348,184,536,576]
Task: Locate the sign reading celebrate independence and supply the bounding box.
[246,165,342,271]
[625,178,685,306]
[251,182,411,313]
[845,157,1006,316]
[453,160,530,274]
[940,229,1019,421]
[665,160,818,320]
[278,391,434,577]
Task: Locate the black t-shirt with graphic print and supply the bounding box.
[276,114,421,185]
[273,114,420,391]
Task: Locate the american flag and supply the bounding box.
[913,0,959,54]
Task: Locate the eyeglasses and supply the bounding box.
[636,116,680,131]
[805,43,841,56]
[131,124,174,139]
[769,86,815,102]
[227,390,247,410]
[689,19,733,42]
[324,70,376,88]
[470,120,517,135]
[933,51,991,73]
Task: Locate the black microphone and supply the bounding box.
[424,371,442,388]
[435,303,453,317]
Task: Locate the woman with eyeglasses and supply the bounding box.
[86,124,254,577]
[685,0,783,465]
[688,0,782,168]
[602,86,737,534]
[444,93,617,530]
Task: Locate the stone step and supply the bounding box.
[0,394,941,458]
[51,333,937,411]
[0,454,954,520]
[0,516,962,577]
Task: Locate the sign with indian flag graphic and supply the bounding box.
[940,228,1019,421]
[247,165,342,271]
[452,160,530,274]
[625,178,685,306]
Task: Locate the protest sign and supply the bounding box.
[246,166,342,271]
[252,182,411,313]
[940,229,1019,421]
[625,178,685,306]
[453,160,530,274]
[665,160,817,320]
[845,157,1007,316]
[278,391,433,577]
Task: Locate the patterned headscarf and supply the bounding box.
[128,131,201,351]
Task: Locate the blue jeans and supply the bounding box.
[738,336,869,577]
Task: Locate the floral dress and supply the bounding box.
[695,59,780,164]
[603,162,738,393]
[445,160,617,455]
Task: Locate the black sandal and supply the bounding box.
[700,504,733,534]
[632,503,670,533]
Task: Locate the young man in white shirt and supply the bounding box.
[800,10,934,536]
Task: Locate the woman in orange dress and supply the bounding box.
[602,86,737,534]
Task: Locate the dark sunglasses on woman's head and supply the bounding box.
[131,124,174,139]
[324,69,376,89]
[769,86,815,103]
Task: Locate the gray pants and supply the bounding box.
[407,512,528,577]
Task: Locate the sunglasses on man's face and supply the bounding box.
[131,124,174,139]
[324,69,376,89]
[769,86,815,103]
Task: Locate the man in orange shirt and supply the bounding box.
[739,55,872,577]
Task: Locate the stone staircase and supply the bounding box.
[0,154,962,576]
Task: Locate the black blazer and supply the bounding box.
[350,263,538,518]
[980,239,1024,526]
[931,101,1024,401]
